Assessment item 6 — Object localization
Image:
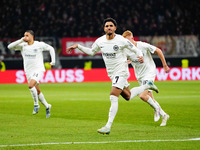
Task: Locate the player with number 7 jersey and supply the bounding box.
[67,18,159,135]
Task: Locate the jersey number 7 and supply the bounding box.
[115,76,119,84]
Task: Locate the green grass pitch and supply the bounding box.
[0,81,200,150]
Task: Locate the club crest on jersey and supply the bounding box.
[113,45,119,51]
[34,49,37,53]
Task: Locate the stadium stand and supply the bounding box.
[0,0,199,38]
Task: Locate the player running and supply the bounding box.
[122,30,170,126]
[7,30,55,118]
[67,18,159,134]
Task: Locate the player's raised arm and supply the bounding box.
[7,37,24,50]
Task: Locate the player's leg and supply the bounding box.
[140,90,161,122]
[120,79,157,101]
[106,87,122,128]
[121,82,161,122]
[128,81,158,100]
[36,84,49,109]
[28,71,46,115]
[36,84,52,118]
[137,79,161,121]
[148,92,170,126]
[28,79,40,114]
[148,91,165,117]
[97,86,122,135]
[97,75,124,135]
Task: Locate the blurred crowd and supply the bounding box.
[0,0,200,38]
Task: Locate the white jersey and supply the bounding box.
[125,41,157,81]
[78,34,143,78]
[8,39,55,74]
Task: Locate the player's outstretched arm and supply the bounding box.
[67,44,97,56]
[155,48,170,73]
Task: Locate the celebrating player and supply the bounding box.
[122,30,170,126]
[7,30,55,118]
[67,18,159,134]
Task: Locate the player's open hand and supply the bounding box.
[66,44,78,53]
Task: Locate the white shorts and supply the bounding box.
[111,75,130,90]
[26,71,44,84]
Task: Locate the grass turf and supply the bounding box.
[0,81,200,150]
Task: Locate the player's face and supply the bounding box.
[125,35,134,41]
[24,32,33,42]
[104,22,116,35]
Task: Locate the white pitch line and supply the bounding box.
[0,138,200,148]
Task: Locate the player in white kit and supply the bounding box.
[8,30,55,118]
[122,30,170,126]
[67,18,159,134]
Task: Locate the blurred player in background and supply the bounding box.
[67,18,159,134]
[8,30,55,118]
[122,30,170,126]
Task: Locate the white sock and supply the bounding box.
[29,87,39,106]
[38,92,49,109]
[129,84,148,100]
[105,95,118,129]
[147,97,159,111]
[154,100,166,117]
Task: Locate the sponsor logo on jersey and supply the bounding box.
[113,45,119,51]
[131,59,139,63]
[25,54,36,58]
[102,53,116,58]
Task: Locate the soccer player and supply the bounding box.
[7,30,55,118]
[67,18,159,134]
[122,30,170,126]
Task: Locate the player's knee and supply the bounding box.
[28,84,34,89]
[139,93,145,100]
[139,93,149,101]
[124,96,130,101]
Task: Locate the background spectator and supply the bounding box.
[0,0,199,38]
